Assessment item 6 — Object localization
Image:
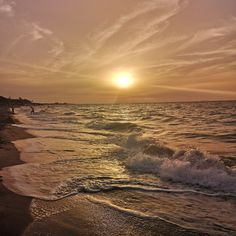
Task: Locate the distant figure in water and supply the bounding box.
[10,104,15,114]
[30,105,35,114]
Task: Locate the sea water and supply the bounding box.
[1,101,236,235]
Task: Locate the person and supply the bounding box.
[30,105,35,114]
[10,104,15,114]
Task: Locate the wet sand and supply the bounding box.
[0,106,208,236]
[23,194,209,236]
[0,106,33,236]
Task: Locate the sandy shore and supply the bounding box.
[0,106,208,236]
[0,106,33,236]
[23,194,209,236]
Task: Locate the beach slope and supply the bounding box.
[0,106,32,236]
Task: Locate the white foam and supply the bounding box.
[126,149,236,193]
[1,163,60,200]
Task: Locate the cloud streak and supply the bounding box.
[0,0,14,17]
[29,23,53,41]
[0,0,236,102]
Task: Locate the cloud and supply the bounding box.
[49,40,64,58]
[65,0,188,73]
[0,0,236,102]
[174,17,236,53]
[29,23,65,59]
[29,23,53,41]
[153,85,236,96]
[0,0,14,17]
[92,0,183,51]
[17,0,188,80]
[0,58,97,81]
[93,2,159,47]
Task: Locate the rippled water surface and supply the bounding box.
[2,101,236,235]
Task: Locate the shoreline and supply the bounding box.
[0,106,33,236]
[0,106,209,236]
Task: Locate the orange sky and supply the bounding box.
[0,0,236,103]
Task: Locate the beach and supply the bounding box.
[1,0,236,235]
[0,106,32,236]
[1,103,235,235]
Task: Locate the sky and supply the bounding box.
[0,0,236,103]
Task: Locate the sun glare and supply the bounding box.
[113,72,134,89]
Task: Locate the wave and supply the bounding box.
[10,104,236,200]
[3,160,234,202]
[86,121,141,132]
[55,178,216,195]
[125,140,236,193]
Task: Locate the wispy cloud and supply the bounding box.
[0,58,98,80]
[154,85,236,96]
[153,84,236,96]
[63,0,188,73]
[0,0,236,102]
[92,1,160,48]
[91,0,184,52]
[0,0,14,17]
[175,17,236,53]
[29,23,53,41]
[49,40,64,57]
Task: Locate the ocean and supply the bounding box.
[1,101,236,235]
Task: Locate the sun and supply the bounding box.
[113,72,134,89]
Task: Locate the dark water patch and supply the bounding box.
[222,120,236,126]
[87,121,141,132]
[177,132,236,143]
[215,133,236,143]
[63,112,76,116]
[178,132,212,139]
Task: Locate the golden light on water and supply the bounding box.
[113,72,134,89]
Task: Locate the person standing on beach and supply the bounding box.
[30,105,35,114]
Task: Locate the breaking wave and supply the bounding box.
[125,138,236,193]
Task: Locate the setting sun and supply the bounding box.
[113,72,134,89]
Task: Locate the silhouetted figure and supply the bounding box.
[10,104,15,114]
[30,105,35,114]
[11,106,15,114]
